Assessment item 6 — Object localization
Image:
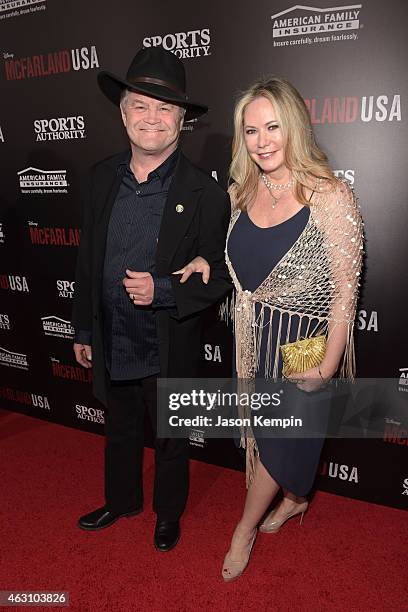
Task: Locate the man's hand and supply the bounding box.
[74,343,92,368]
[172,256,210,284]
[123,270,154,306]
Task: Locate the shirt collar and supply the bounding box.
[117,147,179,187]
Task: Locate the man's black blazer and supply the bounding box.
[72,150,232,407]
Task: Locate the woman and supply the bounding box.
[220,76,364,581]
[178,76,363,581]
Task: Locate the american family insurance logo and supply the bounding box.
[0,0,46,21]
[271,4,362,47]
[3,45,99,79]
[399,368,408,393]
[0,346,28,369]
[41,316,75,339]
[18,167,68,194]
[0,223,5,244]
[143,28,211,58]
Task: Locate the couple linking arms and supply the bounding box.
[72,47,363,581]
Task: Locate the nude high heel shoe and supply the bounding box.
[259,501,308,533]
[222,528,257,582]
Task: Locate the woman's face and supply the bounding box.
[243,96,286,176]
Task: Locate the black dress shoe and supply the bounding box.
[154,520,180,552]
[78,505,142,531]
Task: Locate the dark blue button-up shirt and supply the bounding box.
[99,148,178,380]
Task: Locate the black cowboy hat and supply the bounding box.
[97,47,208,121]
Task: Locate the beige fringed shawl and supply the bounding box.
[223,179,364,485]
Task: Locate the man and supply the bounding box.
[72,47,231,551]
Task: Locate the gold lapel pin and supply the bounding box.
[175,204,184,213]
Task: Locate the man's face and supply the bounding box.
[121,91,184,157]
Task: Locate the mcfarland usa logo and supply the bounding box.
[204,344,222,363]
[356,309,378,332]
[34,115,86,142]
[271,4,362,47]
[0,346,29,370]
[304,94,401,124]
[29,222,80,246]
[76,404,104,424]
[0,0,46,21]
[41,315,75,339]
[0,386,50,410]
[143,28,211,58]
[0,274,29,292]
[3,45,99,80]
[383,417,407,447]
[0,314,11,330]
[319,460,359,483]
[50,357,92,383]
[18,167,68,194]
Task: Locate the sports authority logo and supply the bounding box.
[0,125,4,142]
[143,28,211,58]
[0,386,50,409]
[41,315,74,339]
[0,314,11,330]
[0,346,28,370]
[398,368,408,393]
[319,460,359,483]
[3,45,99,80]
[0,223,4,244]
[76,404,104,424]
[57,280,75,298]
[34,116,86,142]
[271,4,362,47]
[304,94,401,124]
[0,274,29,292]
[333,169,355,185]
[29,222,80,246]
[18,167,68,194]
[50,357,92,383]
[402,478,408,496]
[0,0,46,21]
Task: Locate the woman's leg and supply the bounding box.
[227,457,279,561]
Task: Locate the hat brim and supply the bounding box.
[97,71,208,122]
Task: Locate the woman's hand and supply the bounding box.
[172,256,210,284]
[285,365,333,392]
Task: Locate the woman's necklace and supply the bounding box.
[261,173,295,208]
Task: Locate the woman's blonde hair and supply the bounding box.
[229,77,336,210]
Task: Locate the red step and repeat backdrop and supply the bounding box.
[0,0,407,509]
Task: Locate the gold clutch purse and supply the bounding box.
[281,335,326,377]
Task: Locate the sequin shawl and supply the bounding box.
[224,179,363,379]
[223,180,364,484]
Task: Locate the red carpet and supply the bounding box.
[0,408,406,612]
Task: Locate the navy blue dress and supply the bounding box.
[228,208,328,496]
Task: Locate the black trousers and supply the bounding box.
[104,375,189,521]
